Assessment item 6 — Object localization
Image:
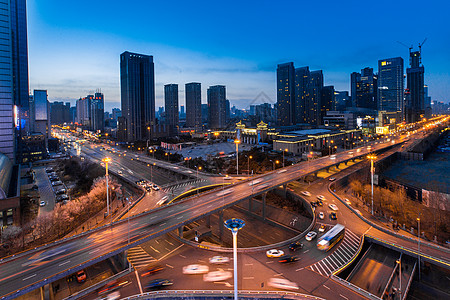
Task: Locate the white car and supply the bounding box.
[216,189,233,196]
[330,155,336,160]
[268,278,299,290]
[203,271,232,282]
[328,204,339,211]
[209,256,230,264]
[39,200,46,207]
[182,264,209,275]
[329,177,336,181]
[301,191,311,197]
[318,212,324,219]
[305,231,317,241]
[248,179,262,186]
[354,209,362,216]
[317,195,326,201]
[266,249,285,258]
[277,169,287,174]
[117,170,122,174]
[344,198,351,205]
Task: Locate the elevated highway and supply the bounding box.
[0,135,443,299]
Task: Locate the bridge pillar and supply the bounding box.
[206,215,211,228]
[219,210,223,240]
[178,226,183,238]
[262,192,267,220]
[344,161,348,166]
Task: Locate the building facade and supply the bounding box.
[405,51,425,123]
[120,51,156,142]
[90,92,104,132]
[185,82,202,130]
[351,67,377,110]
[31,90,50,149]
[277,62,296,126]
[207,85,227,129]
[378,57,404,115]
[164,84,179,136]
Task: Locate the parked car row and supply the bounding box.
[46,167,69,203]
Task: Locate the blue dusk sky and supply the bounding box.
[28,0,450,112]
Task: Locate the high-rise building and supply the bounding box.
[321,86,335,123]
[185,82,202,130]
[76,95,91,127]
[112,108,121,120]
[164,84,179,136]
[0,0,29,161]
[294,66,310,124]
[207,85,227,129]
[307,70,324,126]
[201,104,208,125]
[91,92,104,131]
[120,51,155,142]
[277,62,295,126]
[378,57,404,114]
[334,91,350,111]
[405,50,425,123]
[31,90,50,148]
[352,67,377,110]
[50,101,71,125]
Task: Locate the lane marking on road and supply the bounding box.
[179,254,186,258]
[150,246,160,253]
[266,261,274,264]
[135,270,143,295]
[303,249,310,253]
[157,244,183,261]
[340,294,349,300]
[176,216,183,219]
[58,260,71,266]
[166,240,174,246]
[89,249,100,254]
[23,274,36,281]
[274,273,283,277]
[165,247,170,251]
[165,264,174,269]
[243,277,254,280]
[296,268,304,272]
[323,284,330,290]
[244,263,253,266]
[317,263,328,275]
[155,240,160,244]
[159,222,166,226]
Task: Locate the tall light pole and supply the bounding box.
[196,166,202,196]
[367,155,377,215]
[283,148,288,167]
[417,215,421,281]
[247,155,252,176]
[234,139,240,175]
[396,258,402,299]
[102,157,111,219]
[127,197,132,272]
[147,126,151,152]
[224,218,245,300]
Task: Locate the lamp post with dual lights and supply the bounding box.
[234,139,240,175]
[224,218,245,300]
[283,148,288,167]
[367,154,377,215]
[102,157,111,219]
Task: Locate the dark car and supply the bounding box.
[310,201,317,207]
[145,279,173,290]
[330,212,337,220]
[141,265,164,277]
[288,241,304,251]
[278,255,299,263]
[316,200,323,206]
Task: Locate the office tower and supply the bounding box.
[352,67,377,110]
[50,101,71,125]
[334,91,350,111]
[185,82,202,130]
[254,103,275,124]
[120,51,155,142]
[378,57,404,114]
[201,104,208,125]
[350,72,360,107]
[294,66,310,124]
[76,95,91,127]
[164,84,179,136]
[307,70,324,126]
[31,90,50,148]
[207,85,227,129]
[0,0,29,161]
[91,92,104,131]
[225,99,230,124]
[277,62,295,126]
[321,86,335,123]
[406,50,425,123]
[112,108,121,120]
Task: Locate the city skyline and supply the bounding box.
[28,0,450,112]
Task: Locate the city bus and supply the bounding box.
[317,224,345,251]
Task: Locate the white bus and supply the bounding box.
[317,224,345,251]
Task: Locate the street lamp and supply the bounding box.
[367,154,377,215]
[396,259,402,299]
[197,166,202,195]
[234,139,240,175]
[127,197,132,272]
[165,152,170,162]
[147,126,151,152]
[283,148,288,167]
[102,157,111,219]
[417,215,421,281]
[247,155,253,176]
[224,218,245,300]
[270,160,279,171]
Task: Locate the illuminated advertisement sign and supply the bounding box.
[13,105,19,128]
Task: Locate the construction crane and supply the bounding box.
[419,38,427,53]
[397,40,413,54]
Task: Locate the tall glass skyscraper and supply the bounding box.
[207,85,227,129]
[277,62,295,127]
[120,51,155,142]
[406,51,425,123]
[377,57,404,115]
[164,84,179,136]
[185,82,202,130]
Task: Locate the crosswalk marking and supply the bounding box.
[127,246,156,269]
[308,229,361,277]
[162,179,207,193]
